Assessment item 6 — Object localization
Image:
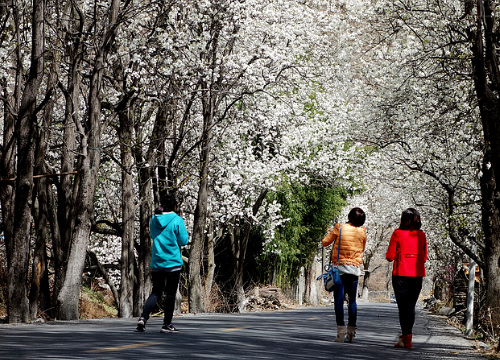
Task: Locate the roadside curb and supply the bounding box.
[422,310,492,357]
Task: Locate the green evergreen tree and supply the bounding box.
[257,181,350,288]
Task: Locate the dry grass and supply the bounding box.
[203,282,228,313]
[78,286,117,320]
[473,345,500,359]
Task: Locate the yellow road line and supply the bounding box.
[220,326,251,332]
[84,342,162,353]
[217,315,331,332]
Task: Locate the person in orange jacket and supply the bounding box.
[322,207,367,343]
[386,208,428,349]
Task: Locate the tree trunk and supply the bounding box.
[118,106,135,318]
[54,2,82,302]
[204,219,217,303]
[471,0,500,325]
[133,146,152,316]
[297,267,305,306]
[465,253,476,337]
[53,90,77,305]
[361,271,371,300]
[46,174,62,318]
[0,0,21,280]
[156,107,168,198]
[188,160,209,313]
[229,190,268,311]
[56,0,121,320]
[361,252,376,301]
[305,259,319,305]
[8,0,45,323]
[188,103,213,314]
[56,195,94,320]
[30,102,53,319]
[29,58,58,320]
[189,203,207,313]
[149,107,168,205]
[228,216,244,309]
[479,145,500,326]
[0,87,16,320]
[56,57,102,321]
[29,177,50,320]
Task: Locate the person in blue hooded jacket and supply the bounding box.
[136,194,189,333]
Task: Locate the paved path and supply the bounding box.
[0,302,487,359]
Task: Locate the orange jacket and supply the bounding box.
[322,223,367,266]
[385,229,427,277]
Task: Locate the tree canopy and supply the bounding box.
[0,0,499,347]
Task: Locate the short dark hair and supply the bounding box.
[399,208,421,230]
[154,194,177,214]
[348,207,366,227]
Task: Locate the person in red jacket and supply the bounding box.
[386,208,428,349]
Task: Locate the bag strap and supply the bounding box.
[336,224,342,264]
[328,223,343,267]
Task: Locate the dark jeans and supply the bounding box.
[333,274,359,327]
[392,275,423,335]
[141,270,181,325]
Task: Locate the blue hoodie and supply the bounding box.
[150,212,189,270]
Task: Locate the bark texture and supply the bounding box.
[471,0,500,324]
[8,0,45,323]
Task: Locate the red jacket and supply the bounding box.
[386,229,427,277]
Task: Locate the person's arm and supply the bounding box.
[423,232,428,263]
[176,218,190,247]
[322,223,339,247]
[385,231,398,262]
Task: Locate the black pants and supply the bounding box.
[392,276,423,335]
[141,270,181,325]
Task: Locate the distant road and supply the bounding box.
[0,302,486,359]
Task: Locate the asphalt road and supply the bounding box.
[0,302,487,359]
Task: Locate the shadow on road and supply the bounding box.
[0,302,487,360]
